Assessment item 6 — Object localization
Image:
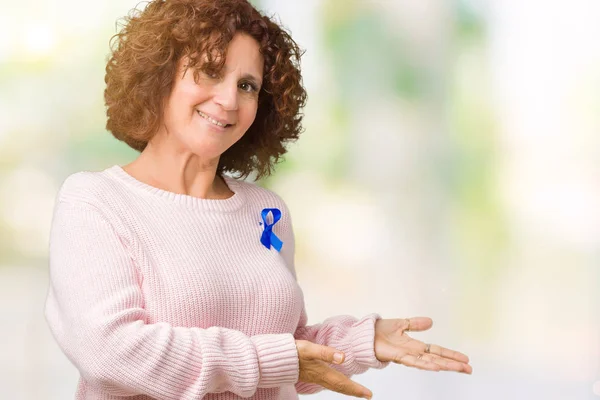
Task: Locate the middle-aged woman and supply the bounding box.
[44,1,472,399]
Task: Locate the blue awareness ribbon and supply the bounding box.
[260,208,283,252]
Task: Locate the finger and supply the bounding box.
[297,341,345,365]
[420,354,473,374]
[319,364,373,399]
[402,317,433,332]
[396,353,441,372]
[426,343,470,363]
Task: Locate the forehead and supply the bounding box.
[180,33,264,77]
[222,33,264,75]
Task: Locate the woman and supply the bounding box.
[44,0,472,399]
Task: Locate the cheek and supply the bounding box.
[240,101,259,128]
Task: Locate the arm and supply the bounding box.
[293,309,389,394]
[276,203,389,395]
[44,201,299,399]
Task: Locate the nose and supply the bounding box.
[213,80,238,111]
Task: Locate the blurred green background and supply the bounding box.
[1,0,599,399]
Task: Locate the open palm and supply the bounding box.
[374,317,472,374]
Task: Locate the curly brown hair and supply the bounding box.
[104,0,307,180]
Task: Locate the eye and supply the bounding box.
[239,81,259,93]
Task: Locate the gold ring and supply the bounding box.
[424,343,431,353]
[405,318,411,331]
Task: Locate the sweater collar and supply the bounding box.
[106,165,247,213]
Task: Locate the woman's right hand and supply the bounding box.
[295,339,373,399]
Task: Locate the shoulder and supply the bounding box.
[51,169,137,250]
[55,167,122,209]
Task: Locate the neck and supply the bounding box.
[123,139,232,200]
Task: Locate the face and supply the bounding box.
[158,33,264,162]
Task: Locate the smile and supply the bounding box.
[196,110,233,128]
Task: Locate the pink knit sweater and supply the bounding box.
[44,165,388,400]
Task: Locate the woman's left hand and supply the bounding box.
[374,317,473,374]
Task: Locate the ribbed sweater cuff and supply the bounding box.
[251,333,299,388]
[351,313,390,369]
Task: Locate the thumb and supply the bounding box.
[297,341,345,364]
[404,317,433,332]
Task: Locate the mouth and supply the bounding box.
[196,110,234,129]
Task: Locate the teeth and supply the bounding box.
[197,110,227,127]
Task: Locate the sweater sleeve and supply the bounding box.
[44,200,299,399]
[276,202,390,395]
[293,310,389,394]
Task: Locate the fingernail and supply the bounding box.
[333,353,343,363]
